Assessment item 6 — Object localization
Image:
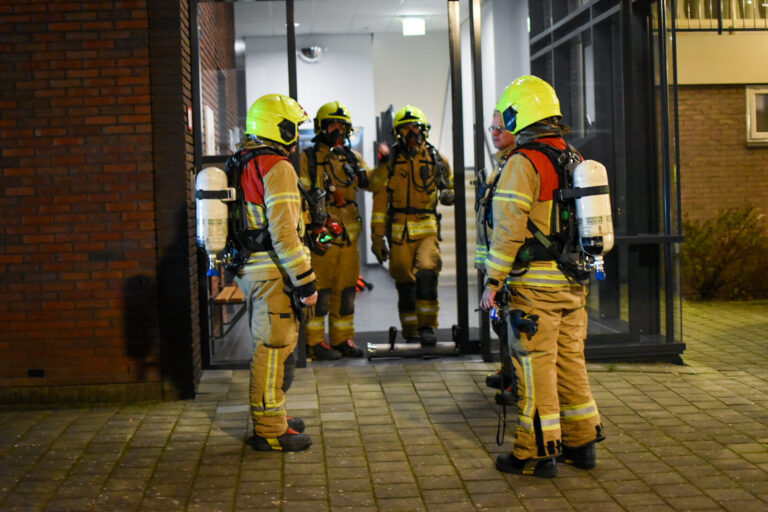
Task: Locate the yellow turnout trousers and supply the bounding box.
[389,235,441,338]
[305,242,360,346]
[508,286,602,460]
[235,274,298,438]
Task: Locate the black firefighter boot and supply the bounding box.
[496,453,557,478]
[248,428,312,452]
[486,370,503,389]
[557,441,597,469]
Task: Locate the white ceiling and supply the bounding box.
[233,0,464,38]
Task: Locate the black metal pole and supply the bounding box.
[447,0,469,348]
[657,0,675,344]
[468,0,490,359]
[286,0,298,100]
[670,0,683,234]
[285,0,306,367]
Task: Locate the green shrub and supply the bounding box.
[681,207,768,300]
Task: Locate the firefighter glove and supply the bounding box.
[371,237,389,263]
[509,309,539,339]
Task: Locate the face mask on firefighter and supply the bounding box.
[322,121,348,146]
[399,123,423,149]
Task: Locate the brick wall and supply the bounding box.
[678,85,768,222]
[0,0,199,404]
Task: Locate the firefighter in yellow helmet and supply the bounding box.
[231,93,317,451]
[299,101,374,360]
[370,105,454,345]
[479,76,605,477]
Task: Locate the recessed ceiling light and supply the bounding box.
[402,17,426,36]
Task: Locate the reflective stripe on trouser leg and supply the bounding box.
[416,300,438,329]
[305,315,326,346]
[555,286,603,447]
[510,290,562,460]
[328,244,359,344]
[306,288,331,346]
[308,244,337,346]
[245,277,298,438]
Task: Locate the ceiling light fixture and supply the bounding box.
[402,17,426,36]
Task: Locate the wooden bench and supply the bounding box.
[211,283,246,338]
[214,284,246,304]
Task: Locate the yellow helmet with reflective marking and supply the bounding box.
[495,75,561,135]
[314,101,352,134]
[393,105,430,135]
[245,94,308,146]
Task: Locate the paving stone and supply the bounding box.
[328,478,372,493]
[373,482,420,498]
[376,496,426,511]
[364,450,406,462]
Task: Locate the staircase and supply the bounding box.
[438,170,480,288]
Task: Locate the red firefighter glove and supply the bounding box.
[371,237,389,264]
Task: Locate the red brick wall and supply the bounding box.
[0,0,199,403]
[678,85,768,222]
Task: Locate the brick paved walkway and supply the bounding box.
[1,301,767,511]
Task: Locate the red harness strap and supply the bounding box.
[513,137,567,201]
[240,153,289,204]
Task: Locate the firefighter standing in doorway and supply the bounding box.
[299,101,373,360]
[479,76,605,477]
[370,105,455,345]
[231,93,317,452]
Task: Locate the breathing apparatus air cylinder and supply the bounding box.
[572,160,614,280]
[195,166,235,276]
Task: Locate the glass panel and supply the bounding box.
[235,0,288,119]
[526,1,684,359]
[583,13,627,336]
[196,0,289,365]
[199,2,248,156]
[653,1,683,345]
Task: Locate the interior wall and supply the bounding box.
[372,31,451,156]
[243,34,376,164]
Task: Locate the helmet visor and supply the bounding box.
[501,106,518,133]
[278,118,298,144]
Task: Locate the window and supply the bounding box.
[746,86,768,146]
